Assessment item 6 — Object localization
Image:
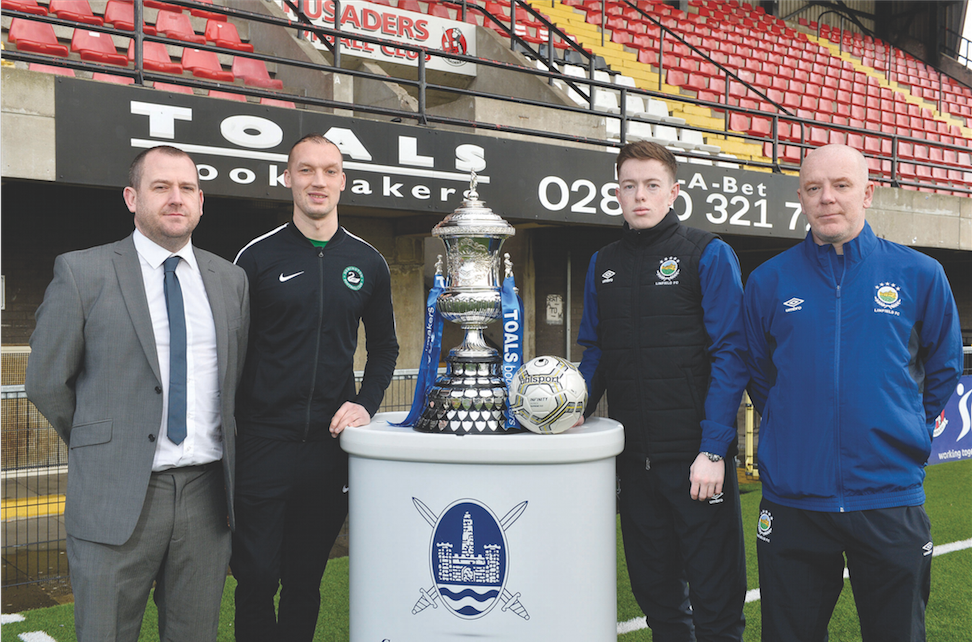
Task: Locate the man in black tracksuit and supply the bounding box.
[231,134,398,641]
[577,142,747,641]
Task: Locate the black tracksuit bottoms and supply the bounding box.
[756,498,932,642]
[231,435,349,642]
[618,457,747,642]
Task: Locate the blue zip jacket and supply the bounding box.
[744,222,962,512]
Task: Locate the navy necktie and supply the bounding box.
[163,256,187,445]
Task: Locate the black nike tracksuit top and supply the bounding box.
[234,223,399,442]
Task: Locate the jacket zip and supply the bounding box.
[303,246,326,441]
[833,255,845,512]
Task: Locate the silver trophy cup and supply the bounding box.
[415,174,520,435]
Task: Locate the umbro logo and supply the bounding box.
[708,492,724,505]
[783,297,804,312]
[602,270,615,284]
[923,541,933,556]
[279,271,305,283]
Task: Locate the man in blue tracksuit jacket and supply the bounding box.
[578,141,747,641]
[744,144,962,642]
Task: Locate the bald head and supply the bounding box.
[800,145,869,186]
[797,144,874,254]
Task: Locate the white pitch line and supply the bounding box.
[19,633,58,642]
[1,614,25,624]
[618,538,972,636]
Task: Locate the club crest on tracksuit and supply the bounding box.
[411,498,529,621]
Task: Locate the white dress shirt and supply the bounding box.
[133,229,222,471]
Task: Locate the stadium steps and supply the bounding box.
[527,0,769,165]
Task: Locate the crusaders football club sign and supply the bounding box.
[275,0,477,76]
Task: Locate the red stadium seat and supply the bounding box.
[399,0,423,12]
[232,57,283,89]
[153,81,195,94]
[155,9,207,45]
[105,1,158,35]
[190,0,227,22]
[28,62,75,76]
[93,71,134,84]
[8,18,70,57]
[205,20,254,52]
[128,41,184,74]
[72,30,128,66]
[209,89,247,101]
[1,0,48,15]
[428,3,453,19]
[182,48,235,81]
[260,96,297,108]
[50,0,104,25]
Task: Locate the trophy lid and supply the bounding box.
[432,172,516,239]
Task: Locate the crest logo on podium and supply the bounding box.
[412,498,530,621]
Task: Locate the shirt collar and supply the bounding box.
[133,228,198,272]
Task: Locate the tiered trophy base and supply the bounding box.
[414,357,523,434]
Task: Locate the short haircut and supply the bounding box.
[288,133,342,167]
[128,145,195,189]
[616,140,678,183]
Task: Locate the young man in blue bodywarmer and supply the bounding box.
[577,140,748,642]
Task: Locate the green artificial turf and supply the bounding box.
[3,460,969,641]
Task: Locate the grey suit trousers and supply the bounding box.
[68,464,231,642]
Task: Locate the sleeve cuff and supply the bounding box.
[699,419,736,457]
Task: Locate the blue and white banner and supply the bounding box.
[392,274,445,427]
[929,375,972,465]
[501,275,523,430]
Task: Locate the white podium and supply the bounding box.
[341,412,624,641]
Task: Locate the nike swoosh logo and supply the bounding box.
[342,485,350,494]
[279,271,305,283]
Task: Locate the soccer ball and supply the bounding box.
[508,356,588,434]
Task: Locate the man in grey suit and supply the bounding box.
[26,145,249,642]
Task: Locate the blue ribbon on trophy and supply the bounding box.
[501,253,523,429]
[392,258,446,427]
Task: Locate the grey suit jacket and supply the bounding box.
[26,234,249,546]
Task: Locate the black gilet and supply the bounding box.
[592,210,717,465]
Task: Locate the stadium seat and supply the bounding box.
[72,30,128,66]
[190,0,227,21]
[209,89,247,101]
[8,19,70,57]
[28,62,75,76]
[205,20,254,52]
[182,48,235,81]
[50,0,104,26]
[105,1,158,35]
[155,9,207,45]
[260,96,297,108]
[428,3,453,19]
[232,57,283,89]
[1,0,48,15]
[93,71,135,84]
[153,81,194,94]
[399,0,423,12]
[127,41,184,74]
[593,88,620,113]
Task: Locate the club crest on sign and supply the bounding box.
[412,498,530,621]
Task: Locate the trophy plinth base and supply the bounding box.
[414,357,523,435]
